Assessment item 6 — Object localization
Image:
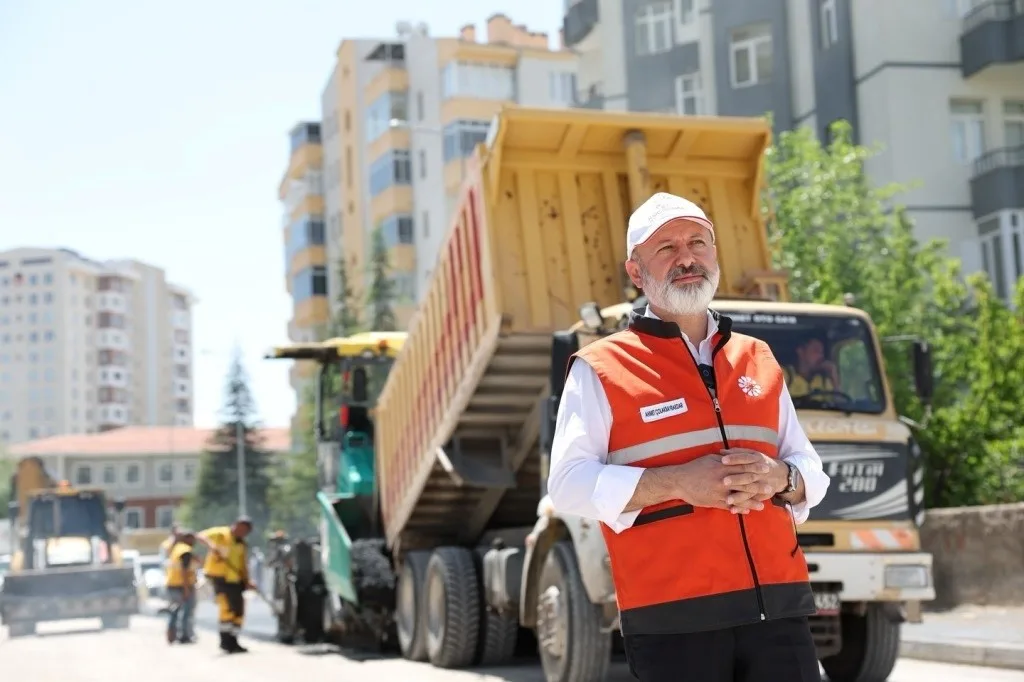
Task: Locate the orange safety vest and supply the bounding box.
[573,311,815,636]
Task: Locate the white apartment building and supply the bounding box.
[315,14,579,325]
[562,0,1024,300]
[0,248,196,445]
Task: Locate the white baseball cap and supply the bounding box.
[626,192,715,259]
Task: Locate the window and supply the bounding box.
[290,122,321,152]
[391,273,417,302]
[673,0,697,42]
[443,120,491,163]
[156,506,175,529]
[729,24,773,88]
[368,150,412,196]
[674,72,704,115]
[284,216,326,264]
[124,462,141,486]
[123,507,143,530]
[183,461,197,482]
[102,464,117,484]
[380,214,415,246]
[978,212,1024,302]
[157,461,174,483]
[549,72,577,105]
[292,266,328,301]
[1004,100,1024,147]
[441,61,515,100]
[820,0,838,49]
[364,91,409,142]
[949,99,985,164]
[74,464,92,485]
[635,2,673,56]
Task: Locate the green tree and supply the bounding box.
[180,348,275,540]
[331,254,363,337]
[268,383,320,538]
[0,451,13,518]
[763,120,1024,508]
[366,226,398,331]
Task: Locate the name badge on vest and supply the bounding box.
[639,397,688,423]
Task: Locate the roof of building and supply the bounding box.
[6,426,293,457]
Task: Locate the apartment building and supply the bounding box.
[279,122,328,406]
[0,248,195,445]
[313,14,579,328]
[5,426,290,530]
[563,0,1024,301]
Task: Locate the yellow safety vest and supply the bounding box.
[165,542,197,588]
[784,366,834,397]
[200,526,248,584]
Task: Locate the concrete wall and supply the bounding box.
[920,502,1024,609]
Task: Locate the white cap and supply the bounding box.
[626,192,715,258]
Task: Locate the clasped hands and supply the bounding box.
[678,448,790,514]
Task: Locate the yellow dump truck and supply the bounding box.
[280,106,935,682]
[1,457,139,637]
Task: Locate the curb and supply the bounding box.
[900,639,1024,671]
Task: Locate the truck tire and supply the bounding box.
[477,606,519,667]
[425,546,481,669]
[396,550,431,662]
[820,604,901,682]
[536,542,611,682]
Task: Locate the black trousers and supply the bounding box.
[623,616,821,682]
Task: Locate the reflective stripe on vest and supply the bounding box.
[575,318,815,636]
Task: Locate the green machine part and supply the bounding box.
[316,490,359,605]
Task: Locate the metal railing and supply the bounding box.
[972,144,1024,177]
[962,0,1024,33]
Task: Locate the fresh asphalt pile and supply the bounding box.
[350,539,396,610]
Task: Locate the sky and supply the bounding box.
[0,0,564,430]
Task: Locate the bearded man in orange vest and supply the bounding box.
[547,192,830,682]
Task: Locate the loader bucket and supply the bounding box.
[0,565,139,625]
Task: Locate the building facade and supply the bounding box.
[563,0,1024,301]
[0,248,195,445]
[5,426,291,530]
[314,14,579,328]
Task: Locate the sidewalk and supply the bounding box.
[901,605,1024,671]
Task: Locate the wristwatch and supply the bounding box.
[781,462,798,494]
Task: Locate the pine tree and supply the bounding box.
[331,254,363,337]
[181,348,274,538]
[366,226,398,331]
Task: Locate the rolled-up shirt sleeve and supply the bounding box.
[776,381,830,523]
[546,359,644,534]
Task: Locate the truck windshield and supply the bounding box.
[28,494,109,539]
[726,311,886,414]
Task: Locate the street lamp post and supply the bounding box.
[236,418,247,518]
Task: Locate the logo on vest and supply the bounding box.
[639,398,688,423]
[738,376,763,397]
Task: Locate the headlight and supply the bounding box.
[884,564,929,589]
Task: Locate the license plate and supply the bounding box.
[813,591,841,615]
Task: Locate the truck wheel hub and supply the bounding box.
[537,585,566,658]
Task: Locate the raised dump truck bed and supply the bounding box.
[376,106,781,551]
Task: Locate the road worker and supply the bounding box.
[158,523,179,569]
[197,516,254,654]
[547,192,831,682]
[164,529,198,644]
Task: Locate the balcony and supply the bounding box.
[970,145,1024,218]
[574,84,606,110]
[563,0,599,47]
[960,0,1024,78]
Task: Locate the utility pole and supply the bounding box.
[236,418,247,517]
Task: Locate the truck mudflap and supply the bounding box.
[0,566,139,624]
[805,551,936,604]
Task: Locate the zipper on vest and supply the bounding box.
[683,340,768,622]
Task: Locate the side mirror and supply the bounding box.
[352,367,368,403]
[912,340,934,404]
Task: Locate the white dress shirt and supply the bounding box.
[546,307,830,533]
